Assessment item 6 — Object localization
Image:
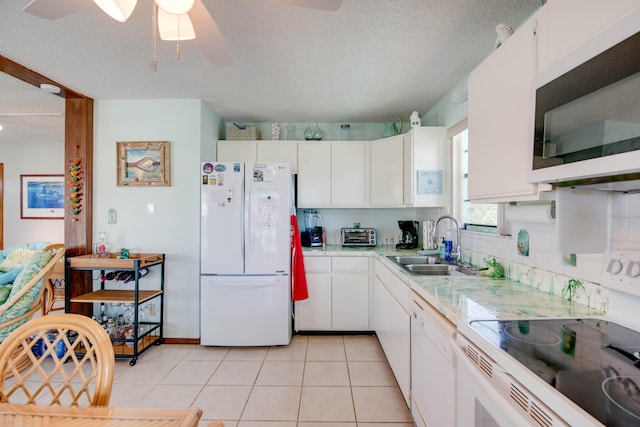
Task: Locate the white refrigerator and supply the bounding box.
[200,162,292,346]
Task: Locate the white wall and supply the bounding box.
[94,99,220,339]
[0,140,64,246]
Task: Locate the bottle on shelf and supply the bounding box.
[93,232,110,257]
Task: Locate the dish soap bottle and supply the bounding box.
[444,230,453,262]
[438,237,446,259]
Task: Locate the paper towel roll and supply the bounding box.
[505,203,555,224]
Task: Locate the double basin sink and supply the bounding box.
[386,255,479,276]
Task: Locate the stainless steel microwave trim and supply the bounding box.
[530,9,640,189]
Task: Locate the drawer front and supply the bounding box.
[303,256,332,273]
[332,257,369,273]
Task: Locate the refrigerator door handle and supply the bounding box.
[211,279,280,288]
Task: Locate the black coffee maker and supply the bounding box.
[396,220,419,249]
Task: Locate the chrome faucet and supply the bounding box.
[433,215,462,264]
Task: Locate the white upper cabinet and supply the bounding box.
[536,0,640,75]
[256,141,298,173]
[403,127,447,207]
[331,142,368,207]
[298,141,368,208]
[297,142,332,207]
[468,18,550,203]
[371,135,404,207]
[217,141,257,162]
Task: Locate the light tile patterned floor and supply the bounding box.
[110,334,415,427]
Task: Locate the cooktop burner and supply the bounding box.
[470,318,640,425]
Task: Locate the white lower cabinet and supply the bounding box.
[373,259,410,405]
[295,255,371,331]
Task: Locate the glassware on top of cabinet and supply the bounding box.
[286,125,297,140]
[304,122,323,141]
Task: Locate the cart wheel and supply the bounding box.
[129,358,137,366]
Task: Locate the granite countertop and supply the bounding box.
[303,245,605,327]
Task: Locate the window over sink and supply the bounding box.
[451,121,499,233]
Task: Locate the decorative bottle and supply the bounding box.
[304,122,323,141]
[93,231,110,257]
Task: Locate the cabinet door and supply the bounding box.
[217,141,257,162]
[403,127,447,207]
[295,273,331,330]
[257,141,298,173]
[388,290,411,405]
[332,274,369,330]
[331,142,367,207]
[536,0,640,74]
[373,276,391,351]
[370,136,404,206]
[468,18,545,203]
[297,142,332,207]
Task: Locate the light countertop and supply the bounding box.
[303,245,605,326]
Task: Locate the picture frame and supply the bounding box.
[20,174,65,219]
[117,141,171,187]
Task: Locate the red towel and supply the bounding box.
[291,215,308,301]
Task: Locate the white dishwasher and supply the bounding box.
[410,292,456,427]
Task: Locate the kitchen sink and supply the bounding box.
[386,255,479,276]
[386,255,446,265]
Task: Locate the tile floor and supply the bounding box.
[109,334,416,427]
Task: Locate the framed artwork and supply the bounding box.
[117,141,171,187]
[20,174,65,219]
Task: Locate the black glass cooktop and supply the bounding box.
[470,318,640,426]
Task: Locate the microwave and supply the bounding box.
[530,15,640,190]
[341,228,376,247]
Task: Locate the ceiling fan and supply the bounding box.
[22,0,343,67]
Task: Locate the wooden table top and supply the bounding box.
[0,402,203,427]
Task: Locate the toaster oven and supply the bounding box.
[341,228,376,247]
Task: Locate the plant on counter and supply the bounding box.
[562,279,585,302]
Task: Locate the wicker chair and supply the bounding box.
[42,243,66,314]
[0,313,115,406]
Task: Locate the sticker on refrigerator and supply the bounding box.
[214,164,227,172]
[253,164,275,182]
[209,187,233,206]
[203,163,214,174]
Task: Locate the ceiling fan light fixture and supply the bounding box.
[158,8,195,41]
[155,0,195,15]
[94,0,137,22]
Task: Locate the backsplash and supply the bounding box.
[461,192,640,328]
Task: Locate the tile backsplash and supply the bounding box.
[462,192,640,329]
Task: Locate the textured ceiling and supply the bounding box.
[0,0,542,144]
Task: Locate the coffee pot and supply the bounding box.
[396,220,419,249]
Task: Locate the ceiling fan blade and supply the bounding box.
[188,0,233,67]
[23,0,94,20]
[271,0,343,11]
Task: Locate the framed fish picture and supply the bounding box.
[117,141,171,187]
